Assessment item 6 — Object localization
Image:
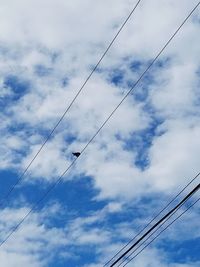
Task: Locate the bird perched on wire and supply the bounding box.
[72,152,81,158]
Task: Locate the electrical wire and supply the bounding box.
[0,0,199,250]
[123,196,200,267]
[0,0,142,206]
[109,184,200,267]
[103,172,200,267]
[117,185,200,267]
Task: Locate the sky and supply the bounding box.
[0,0,200,266]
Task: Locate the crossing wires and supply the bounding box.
[121,196,200,267]
[109,183,200,266]
[103,172,200,267]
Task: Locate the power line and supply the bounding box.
[122,196,200,267]
[0,0,142,206]
[117,184,199,267]
[109,184,200,266]
[103,172,200,267]
[0,0,199,250]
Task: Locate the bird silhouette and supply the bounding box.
[72,152,81,158]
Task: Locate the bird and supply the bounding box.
[72,152,81,158]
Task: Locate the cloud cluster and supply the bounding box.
[0,0,199,200]
[0,0,200,265]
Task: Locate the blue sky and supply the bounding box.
[0,0,200,266]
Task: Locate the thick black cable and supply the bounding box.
[0,0,142,206]
[0,1,199,250]
[117,184,199,267]
[123,196,200,267]
[110,184,200,266]
[103,171,200,267]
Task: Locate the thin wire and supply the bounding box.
[0,0,142,206]
[109,184,200,267]
[123,196,200,267]
[103,171,200,267]
[117,185,199,267]
[0,0,199,249]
